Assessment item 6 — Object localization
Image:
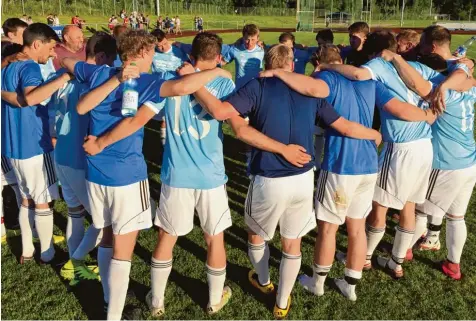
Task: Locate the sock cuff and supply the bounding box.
[248,241,266,250]
[206,264,226,276]
[151,257,173,269]
[428,223,443,231]
[396,225,415,234]
[282,252,301,260]
[111,258,132,267]
[366,224,385,233]
[344,268,362,280]
[68,208,86,218]
[446,216,465,223]
[313,263,331,274]
[99,245,113,251]
[35,208,53,215]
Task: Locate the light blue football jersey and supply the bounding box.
[151,46,189,74]
[431,87,476,170]
[223,43,264,89]
[362,58,432,143]
[160,71,235,189]
[51,69,89,170]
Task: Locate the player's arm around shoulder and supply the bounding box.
[259,69,330,98]
[320,61,372,81]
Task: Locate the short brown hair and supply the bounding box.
[348,21,369,35]
[397,29,420,45]
[117,29,156,62]
[113,24,127,38]
[310,44,341,67]
[242,24,259,37]
[264,44,293,70]
[363,30,397,56]
[422,25,451,46]
[151,28,166,42]
[278,32,295,44]
[191,32,222,61]
[316,29,334,43]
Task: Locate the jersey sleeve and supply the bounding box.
[225,78,260,117]
[222,45,234,63]
[374,81,396,110]
[140,77,166,115]
[214,78,236,101]
[179,43,192,55]
[316,71,337,101]
[448,61,471,77]
[74,61,101,83]
[19,62,43,91]
[362,58,385,81]
[316,99,341,127]
[409,61,445,84]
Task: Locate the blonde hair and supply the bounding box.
[310,44,341,67]
[264,44,293,70]
[117,29,156,62]
[397,29,420,45]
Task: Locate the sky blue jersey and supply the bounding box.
[223,43,264,89]
[151,46,189,74]
[160,71,235,189]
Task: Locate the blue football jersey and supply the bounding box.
[160,71,235,189]
[362,58,432,143]
[293,48,312,74]
[431,87,476,170]
[74,62,165,186]
[51,68,89,170]
[151,46,189,74]
[223,43,264,89]
[318,71,393,175]
[1,60,53,159]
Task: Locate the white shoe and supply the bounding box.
[419,237,441,251]
[334,278,357,301]
[298,274,324,296]
[145,290,165,317]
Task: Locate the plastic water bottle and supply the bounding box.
[121,71,139,117]
[455,36,476,57]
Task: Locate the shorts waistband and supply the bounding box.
[385,138,432,150]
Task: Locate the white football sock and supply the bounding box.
[10,183,22,208]
[446,217,467,264]
[314,263,331,294]
[160,128,166,146]
[428,215,443,226]
[19,205,35,257]
[335,268,361,301]
[66,209,86,257]
[276,252,301,309]
[314,135,325,169]
[98,246,113,304]
[248,241,270,285]
[410,213,427,248]
[389,226,414,269]
[107,259,131,320]
[35,208,55,262]
[151,257,172,308]
[366,224,385,260]
[206,264,226,306]
[1,210,6,238]
[72,224,102,261]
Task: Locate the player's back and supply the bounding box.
[363,57,431,143]
[1,60,52,159]
[316,71,378,175]
[244,77,321,177]
[432,87,476,170]
[51,69,89,170]
[160,71,235,189]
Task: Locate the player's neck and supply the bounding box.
[434,47,452,60]
[85,58,96,64]
[194,60,215,71]
[21,46,38,62]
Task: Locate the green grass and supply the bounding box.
[2,32,476,320]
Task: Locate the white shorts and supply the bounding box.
[55,164,89,211]
[315,170,378,225]
[87,179,152,235]
[373,139,433,210]
[10,153,59,204]
[416,164,476,218]
[1,156,17,187]
[245,169,316,241]
[155,184,232,236]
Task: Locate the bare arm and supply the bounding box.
[228,115,312,167]
[432,69,471,113]
[83,105,156,156]
[61,57,82,74]
[22,73,71,106]
[259,69,330,98]
[330,117,382,146]
[319,63,372,81]
[383,98,436,124]
[159,67,232,98]
[391,54,432,98]
[193,87,239,121]
[1,91,27,107]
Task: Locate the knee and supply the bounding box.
[281,237,301,255]
[204,232,224,249]
[318,221,338,238]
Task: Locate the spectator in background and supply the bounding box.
[175,16,182,35]
[52,25,86,70]
[120,9,126,19]
[123,15,130,26]
[53,14,60,26]
[108,15,118,31]
[197,16,204,32]
[194,16,198,31]
[130,12,137,29]
[144,14,150,30]
[20,15,28,23]
[27,17,33,25]
[71,15,85,29]
[157,16,163,29]
[47,13,54,26]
